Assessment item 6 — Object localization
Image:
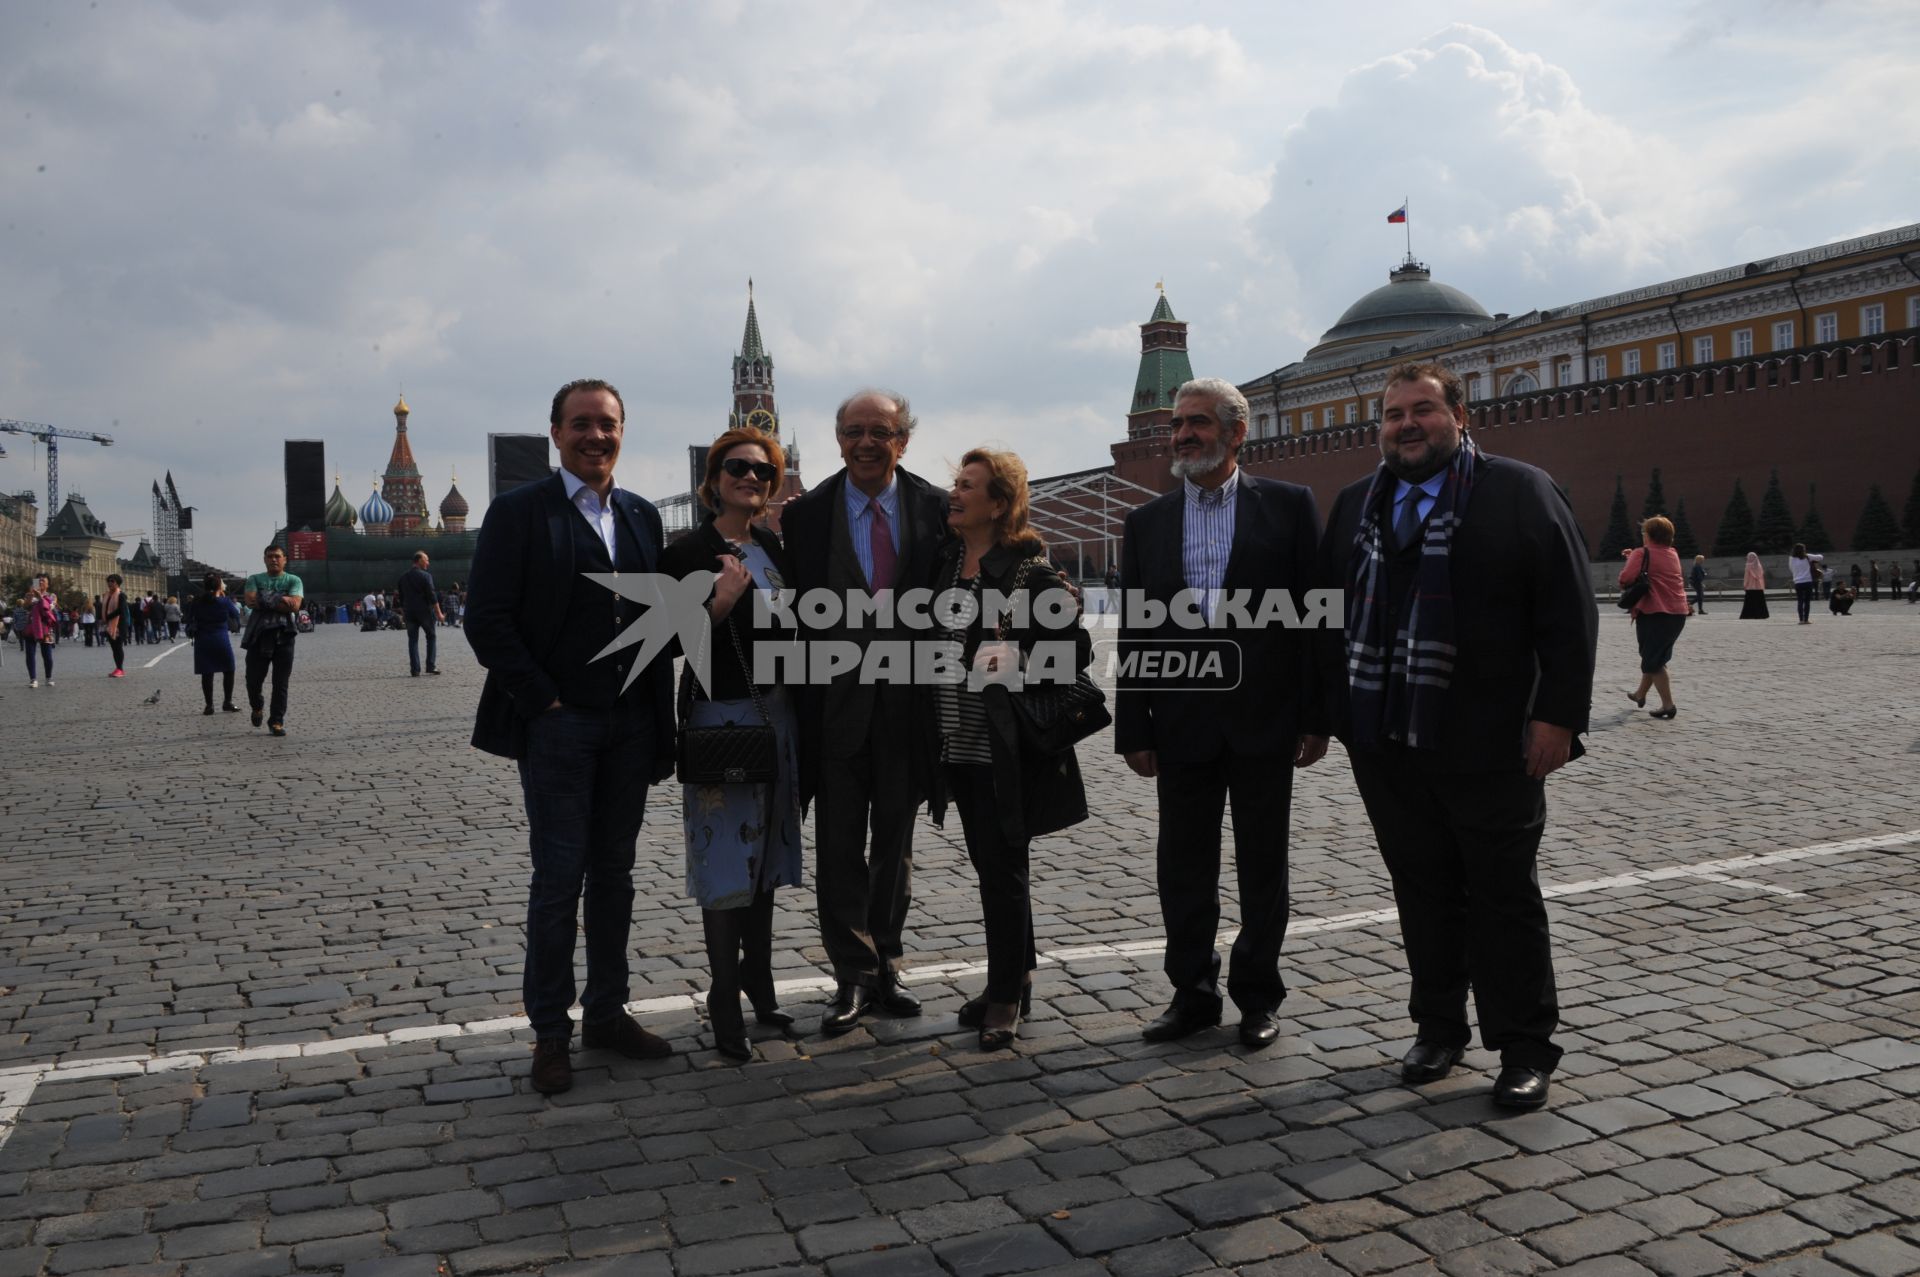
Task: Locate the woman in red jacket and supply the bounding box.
[1620,516,1689,720]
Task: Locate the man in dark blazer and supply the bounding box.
[1314,361,1597,1110]
[465,378,678,1095]
[1116,376,1325,1050]
[396,550,445,676]
[781,388,951,1033]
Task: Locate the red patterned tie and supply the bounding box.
[868,500,897,591]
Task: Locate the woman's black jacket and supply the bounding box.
[925,533,1094,845]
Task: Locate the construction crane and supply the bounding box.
[0,419,116,526]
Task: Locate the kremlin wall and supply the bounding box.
[1107,223,1920,565]
[278,223,1919,601]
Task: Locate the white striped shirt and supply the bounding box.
[1182,473,1237,623]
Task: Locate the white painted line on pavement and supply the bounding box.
[1,825,1914,1151]
[141,642,188,669]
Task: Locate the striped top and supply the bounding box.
[1182,474,1238,623]
[935,569,994,766]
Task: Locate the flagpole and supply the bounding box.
[1404,196,1412,260]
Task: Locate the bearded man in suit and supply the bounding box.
[1116,376,1325,1051]
[1313,361,1597,1110]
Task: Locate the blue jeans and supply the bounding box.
[516,705,654,1040]
[24,641,52,679]
[406,619,437,673]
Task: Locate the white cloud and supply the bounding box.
[0,4,1912,571]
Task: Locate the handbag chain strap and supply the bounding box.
[995,557,1049,641]
[710,599,768,725]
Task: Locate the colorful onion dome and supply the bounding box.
[360,482,394,526]
[324,478,357,529]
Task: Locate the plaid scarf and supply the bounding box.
[1343,436,1480,750]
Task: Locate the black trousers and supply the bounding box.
[245,634,296,723]
[1155,751,1295,1017]
[1347,745,1562,1071]
[813,698,918,987]
[946,763,1036,1002]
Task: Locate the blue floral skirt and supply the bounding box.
[681,687,803,910]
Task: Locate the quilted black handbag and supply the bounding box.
[1617,545,1653,611]
[997,559,1111,755]
[676,608,776,785]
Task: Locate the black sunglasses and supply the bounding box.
[720,458,779,483]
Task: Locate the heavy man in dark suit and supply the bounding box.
[781,389,951,1034]
[1314,361,1597,1110]
[1116,377,1325,1050]
[396,550,445,676]
[465,379,678,1095]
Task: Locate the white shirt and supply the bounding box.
[1181,470,1238,624]
[560,466,618,558]
[362,593,377,611]
[1788,553,1823,585]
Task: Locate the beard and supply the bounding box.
[1382,433,1462,484]
[1169,439,1231,480]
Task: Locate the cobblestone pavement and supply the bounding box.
[2,602,1918,1276]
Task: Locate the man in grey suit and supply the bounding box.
[781,389,952,1034]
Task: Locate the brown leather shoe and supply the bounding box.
[581,1012,672,1060]
[530,1038,572,1095]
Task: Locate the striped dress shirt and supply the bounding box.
[1182,472,1237,623]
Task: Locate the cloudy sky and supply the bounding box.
[4,0,1916,570]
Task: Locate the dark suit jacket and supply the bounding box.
[1114,469,1322,764]
[780,465,953,807]
[1314,453,1598,772]
[464,472,676,772]
[656,517,794,704]
[396,566,438,624]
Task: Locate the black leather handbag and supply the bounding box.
[997,559,1111,755]
[676,608,776,785]
[1617,546,1653,611]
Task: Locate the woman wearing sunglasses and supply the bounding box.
[658,427,803,1062]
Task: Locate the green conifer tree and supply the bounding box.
[1902,466,1920,549]
[1851,484,1900,552]
[1597,475,1633,561]
[1796,485,1833,554]
[1753,468,1796,554]
[1639,467,1668,521]
[1671,498,1700,559]
[1712,478,1755,557]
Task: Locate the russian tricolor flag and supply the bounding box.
[1387,205,1408,224]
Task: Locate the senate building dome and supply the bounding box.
[1306,260,1491,362]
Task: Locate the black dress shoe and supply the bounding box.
[1141,1002,1221,1043]
[958,984,1032,1028]
[1401,1040,1465,1084]
[752,1004,796,1029]
[1238,1009,1281,1050]
[581,1011,673,1060]
[530,1038,572,1095]
[877,982,922,1017]
[1492,1065,1552,1110]
[709,995,751,1063]
[820,982,874,1036]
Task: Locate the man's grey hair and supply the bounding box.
[1174,377,1250,431]
[835,388,919,438]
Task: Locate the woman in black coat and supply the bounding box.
[928,447,1093,1049]
[656,427,802,1063]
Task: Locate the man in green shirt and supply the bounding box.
[243,544,305,736]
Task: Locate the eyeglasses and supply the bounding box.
[836,426,902,444]
[720,458,779,483]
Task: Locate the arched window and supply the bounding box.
[1503,372,1539,396]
